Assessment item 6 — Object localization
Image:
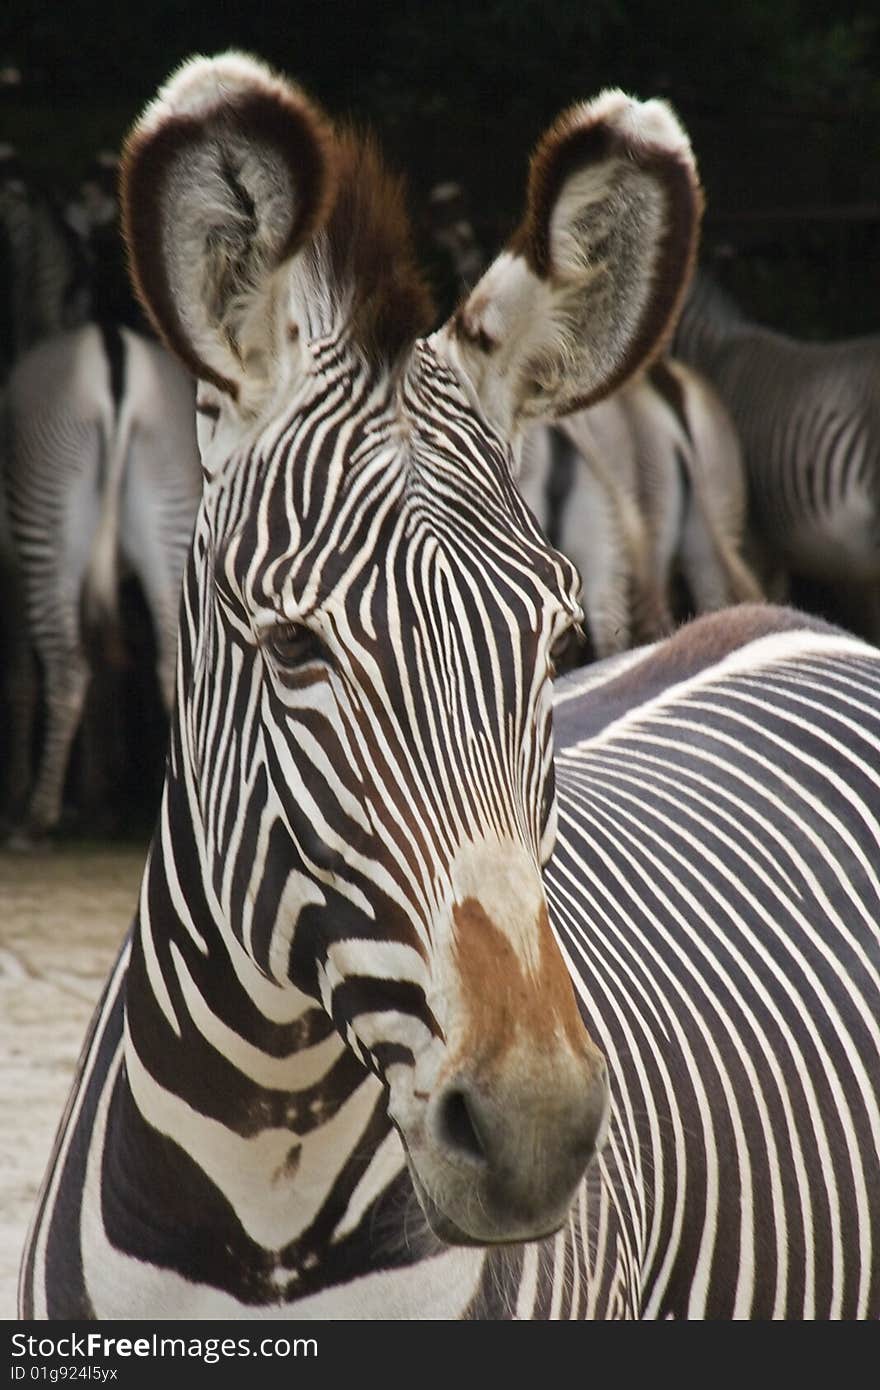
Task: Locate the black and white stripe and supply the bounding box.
[550,629,880,1318]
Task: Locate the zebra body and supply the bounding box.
[3,322,201,834]
[19,54,879,1321]
[553,615,880,1318]
[674,273,880,625]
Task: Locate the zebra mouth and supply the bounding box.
[401,1135,566,1248]
[395,1126,485,1246]
[405,1163,484,1247]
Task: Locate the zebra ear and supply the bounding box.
[121,52,336,408]
[441,90,702,435]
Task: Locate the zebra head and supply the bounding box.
[121,54,701,1247]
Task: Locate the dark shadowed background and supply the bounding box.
[3,0,879,336]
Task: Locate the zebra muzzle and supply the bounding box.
[402,1047,609,1246]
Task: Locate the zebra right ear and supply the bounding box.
[121,51,336,410]
[438,90,702,438]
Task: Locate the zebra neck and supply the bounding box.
[114,785,406,1280]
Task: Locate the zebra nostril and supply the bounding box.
[435,1086,487,1163]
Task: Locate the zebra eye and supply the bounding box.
[265,624,323,667]
[549,624,584,676]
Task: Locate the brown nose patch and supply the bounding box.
[451,896,591,1068]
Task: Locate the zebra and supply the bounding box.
[3,320,201,837]
[623,357,762,618]
[518,404,666,659]
[673,269,880,637]
[19,52,879,1321]
[518,360,761,658]
[0,148,94,821]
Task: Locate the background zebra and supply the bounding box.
[2,322,201,837]
[674,269,880,640]
[518,360,761,659]
[0,133,201,837]
[19,53,879,1321]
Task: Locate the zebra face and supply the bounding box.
[123,53,701,1245]
[195,343,603,1244]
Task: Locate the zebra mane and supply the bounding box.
[315,127,435,366]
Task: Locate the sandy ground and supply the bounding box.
[0,844,146,1320]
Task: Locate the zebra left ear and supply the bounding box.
[439,90,702,436]
[121,52,336,409]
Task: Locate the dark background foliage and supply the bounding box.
[3,0,879,332]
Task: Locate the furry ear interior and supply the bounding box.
[441,90,703,436]
[121,52,336,403]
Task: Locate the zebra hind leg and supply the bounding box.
[24,646,91,838]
